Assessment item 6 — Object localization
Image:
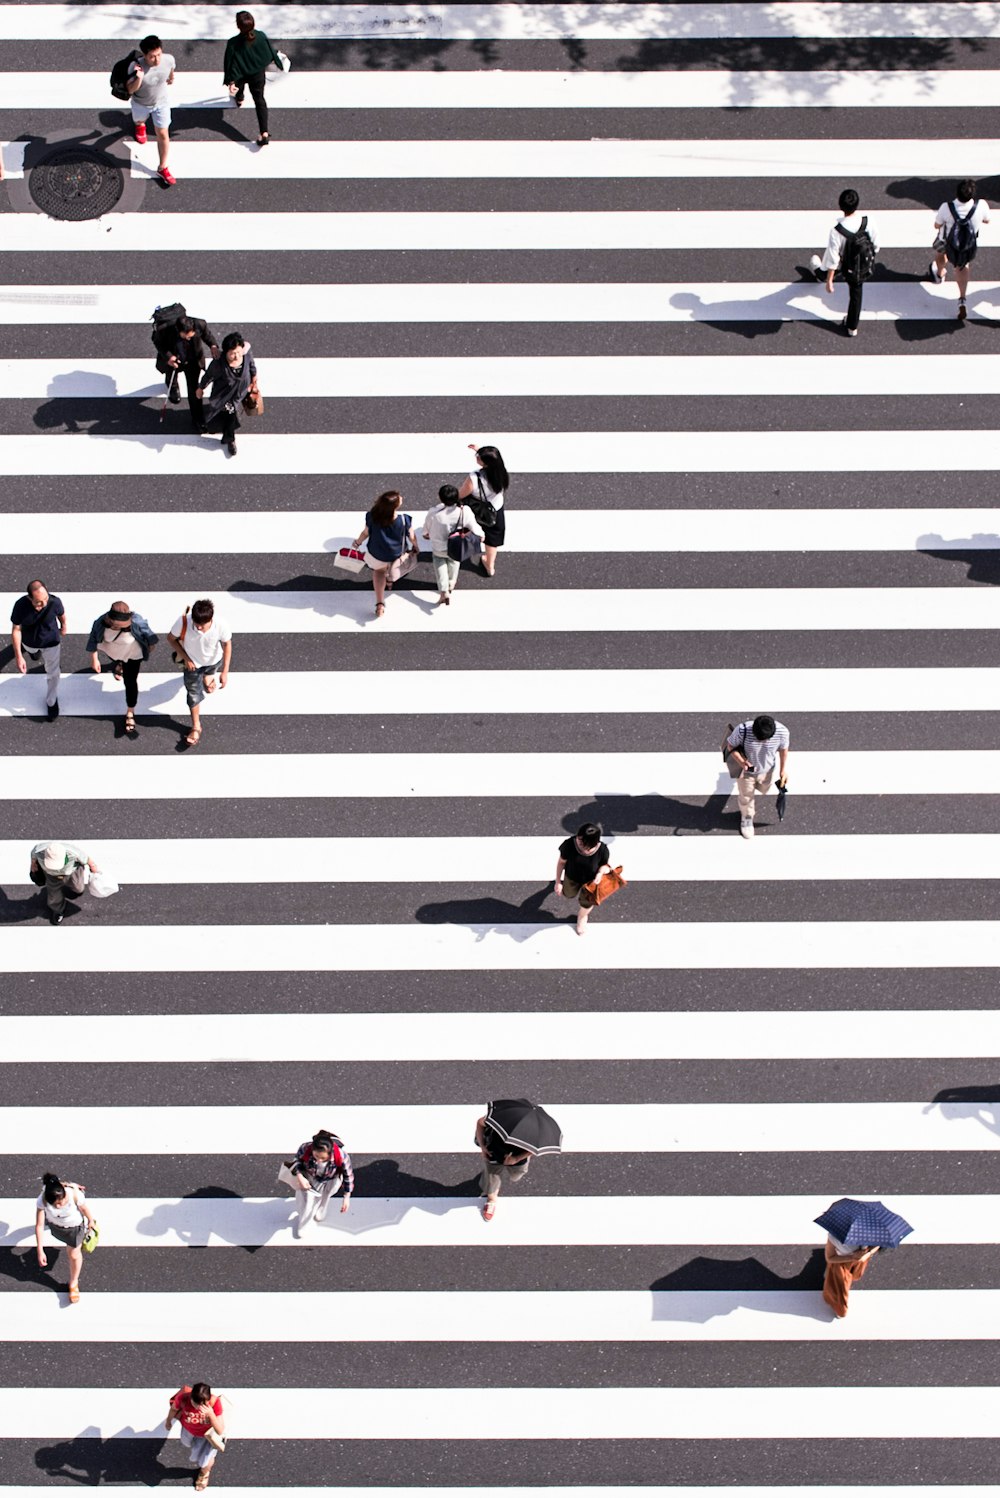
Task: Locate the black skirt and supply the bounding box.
[481,505,506,548]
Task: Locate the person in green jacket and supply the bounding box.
[223,10,282,146]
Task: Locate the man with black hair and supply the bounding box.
[127,34,177,186]
[930,179,991,322]
[726,715,789,840]
[10,579,66,722]
[153,313,220,429]
[810,187,878,337]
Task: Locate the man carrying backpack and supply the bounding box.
[151,306,220,429]
[809,188,877,338]
[930,180,991,322]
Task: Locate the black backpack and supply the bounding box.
[835,216,876,283]
[151,302,186,346]
[110,51,140,101]
[945,200,979,269]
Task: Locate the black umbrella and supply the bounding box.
[776,778,788,821]
[485,1098,563,1156]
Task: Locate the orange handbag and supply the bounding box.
[585,865,627,906]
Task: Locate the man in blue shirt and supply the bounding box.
[11,580,66,721]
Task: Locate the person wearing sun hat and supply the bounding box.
[85,600,159,740]
[29,841,100,926]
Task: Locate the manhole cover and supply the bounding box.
[29,147,124,221]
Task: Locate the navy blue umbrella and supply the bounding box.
[815,1197,914,1249]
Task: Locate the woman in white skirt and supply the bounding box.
[165,1382,226,1491]
[34,1172,96,1304]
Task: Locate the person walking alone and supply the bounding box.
[86,600,158,739]
[554,822,612,937]
[29,841,101,926]
[289,1128,354,1236]
[475,1112,531,1221]
[166,599,233,749]
[223,10,283,147]
[809,188,878,338]
[822,1234,879,1319]
[354,490,419,618]
[457,443,509,577]
[725,714,789,839]
[422,483,481,605]
[126,34,177,187]
[196,332,258,456]
[35,1172,96,1303]
[10,579,66,721]
[930,179,991,322]
[164,1383,226,1491]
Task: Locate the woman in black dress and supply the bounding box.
[196,331,259,456]
[457,442,509,577]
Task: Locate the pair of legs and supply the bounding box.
[179,1429,217,1489]
[560,877,597,936]
[480,1157,529,1218]
[234,69,269,140]
[24,642,61,709]
[736,766,774,836]
[368,560,390,615]
[433,552,460,603]
[95,653,142,733]
[166,361,205,427]
[932,252,971,316]
[131,99,172,174]
[182,659,222,746]
[822,1240,876,1318]
[43,864,87,920]
[203,406,240,452]
[293,1176,343,1235]
[481,511,505,577]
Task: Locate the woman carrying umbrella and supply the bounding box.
[475,1098,562,1222]
[815,1197,913,1318]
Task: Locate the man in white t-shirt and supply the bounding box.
[126,33,177,186]
[809,187,878,338]
[166,598,233,748]
[930,179,991,321]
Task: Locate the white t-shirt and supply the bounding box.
[821,212,879,272]
[128,52,175,106]
[171,614,232,668]
[100,625,144,663]
[37,1186,84,1228]
[422,502,482,554]
[470,470,504,513]
[935,198,991,235]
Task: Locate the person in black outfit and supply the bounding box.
[223,10,284,147]
[554,821,612,937]
[153,314,220,428]
[196,332,258,456]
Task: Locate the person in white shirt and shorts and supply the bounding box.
[127,34,177,186]
[930,179,991,321]
[166,599,233,749]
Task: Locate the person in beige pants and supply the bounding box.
[725,714,789,839]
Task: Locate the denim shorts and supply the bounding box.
[131,98,172,129]
[183,660,222,708]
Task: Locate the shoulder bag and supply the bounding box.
[584,865,627,906]
[386,515,419,583]
[447,505,482,563]
[171,608,190,666]
[468,472,499,530]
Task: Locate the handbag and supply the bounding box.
[171,608,190,667]
[333,547,368,575]
[242,388,264,416]
[468,472,499,530]
[447,505,482,563]
[82,1220,100,1254]
[88,870,119,899]
[277,1161,301,1191]
[721,721,748,779]
[386,548,419,584]
[204,1428,226,1453]
[275,49,291,71]
[585,865,627,906]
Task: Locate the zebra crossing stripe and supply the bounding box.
[2,1008,999,1062]
[0,1101,997,1154]
[6,1288,1000,1343]
[3,1194,994,1247]
[5,833,1000,888]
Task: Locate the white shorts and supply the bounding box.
[131,98,171,129]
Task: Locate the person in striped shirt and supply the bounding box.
[725,715,789,839]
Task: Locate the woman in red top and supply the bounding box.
[164,1382,225,1491]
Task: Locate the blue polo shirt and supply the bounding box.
[11,594,64,649]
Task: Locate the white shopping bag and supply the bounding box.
[88,870,120,899]
[275,49,292,72]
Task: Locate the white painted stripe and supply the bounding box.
[4,1288,1000,1344]
[1,3,996,42]
[5,750,1000,801]
[0,1384,997,1440]
[2,1009,997,1063]
[2,920,998,976]
[0,430,994,476]
[120,137,1000,183]
[1,1194,990,1248]
[0,209,953,253]
[0,1491,991,1498]
[32,589,1000,637]
[0,668,996,719]
[21,354,1000,399]
[10,69,1000,110]
[6,834,1000,888]
[3,508,997,555]
[0,1102,997,1155]
[4,281,996,325]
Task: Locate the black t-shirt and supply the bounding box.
[559,837,610,885]
[11,594,64,649]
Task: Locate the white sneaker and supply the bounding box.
[928,260,943,284]
[740,816,755,839]
[314,1202,328,1222]
[809,253,824,282]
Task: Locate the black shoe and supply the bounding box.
[226,439,237,456]
[49,910,64,926]
[47,701,59,721]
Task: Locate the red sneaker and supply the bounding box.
[134,121,147,145]
[158,166,176,186]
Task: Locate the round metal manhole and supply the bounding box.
[28,147,124,221]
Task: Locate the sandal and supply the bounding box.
[195,1470,211,1491]
[68,1283,80,1303]
[257,132,270,146]
[375,603,385,618]
[185,728,202,747]
[124,710,138,738]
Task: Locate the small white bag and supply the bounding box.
[88,870,119,899]
[275,49,291,72]
[277,1161,301,1191]
[333,546,368,575]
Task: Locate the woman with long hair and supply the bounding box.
[457,442,509,577]
[223,10,283,147]
[289,1127,355,1236]
[34,1172,96,1303]
[164,1382,226,1491]
[353,490,419,618]
[196,332,259,457]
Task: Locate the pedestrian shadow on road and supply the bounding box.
[35,1432,184,1486]
[0,886,48,925]
[97,106,250,148]
[916,534,1000,585]
[925,1085,1000,1138]
[668,285,839,340]
[228,572,438,625]
[136,1186,285,1255]
[561,790,734,836]
[415,883,567,941]
[0,1245,66,1294]
[886,175,1000,211]
[650,1250,829,1323]
[33,375,167,436]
